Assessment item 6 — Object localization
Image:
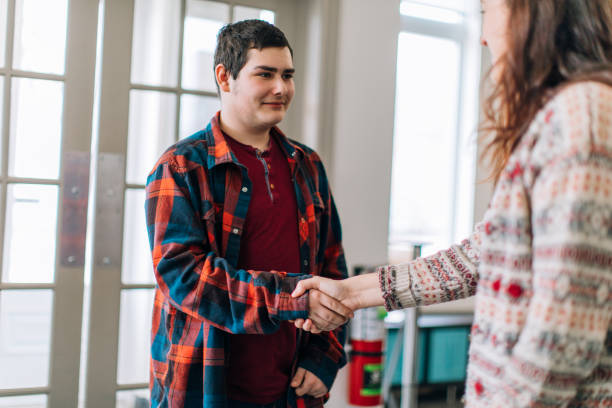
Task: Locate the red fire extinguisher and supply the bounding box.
[348,268,386,406]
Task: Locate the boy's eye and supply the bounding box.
[258,72,272,78]
[283,73,294,79]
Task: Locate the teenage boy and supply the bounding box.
[145,20,350,408]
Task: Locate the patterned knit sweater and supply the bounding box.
[379,81,612,407]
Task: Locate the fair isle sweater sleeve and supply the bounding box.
[491,84,612,406]
[378,222,484,310]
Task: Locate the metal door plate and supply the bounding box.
[60,151,90,267]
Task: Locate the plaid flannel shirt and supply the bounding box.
[145,113,348,407]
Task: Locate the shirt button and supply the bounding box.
[303,259,308,266]
[241,187,248,193]
[270,183,275,190]
[232,228,240,234]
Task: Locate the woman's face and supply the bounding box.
[480,0,510,73]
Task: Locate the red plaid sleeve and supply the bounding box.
[146,157,309,334]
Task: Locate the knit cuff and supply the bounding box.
[378,263,416,311]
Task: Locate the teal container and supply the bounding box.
[384,325,469,385]
[426,327,469,383]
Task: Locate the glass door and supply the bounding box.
[0,0,99,407]
[85,1,296,407]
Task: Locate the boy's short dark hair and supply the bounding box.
[214,19,293,90]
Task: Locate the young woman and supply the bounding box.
[292,1,612,406]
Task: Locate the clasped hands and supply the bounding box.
[289,274,380,397]
[286,276,355,398]
[288,274,382,397]
[290,276,356,334]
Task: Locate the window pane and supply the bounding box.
[0,0,7,68]
[2,184,58,283]
[13,0,68,74]
[389,33,460,254]
[0,290,53,389]
[117,289,154,384]
[402,0,465,12]
[9,78,64,179]
[182,0,229,92]
[116,389,148,408]
[0,394,47,408]
[126,90,176,185]
[232,6,275,24]
[179,93,219,138]
[122,189,154,285]
[131,0,181,87]
[400,1,464,23]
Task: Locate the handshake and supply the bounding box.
[290,273,383,334]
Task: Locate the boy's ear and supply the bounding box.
[215,64,231,93]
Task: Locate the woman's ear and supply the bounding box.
[215,64,231,93]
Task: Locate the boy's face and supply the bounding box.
[223,46,295,132]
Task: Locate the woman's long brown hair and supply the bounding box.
[481,0,612,182]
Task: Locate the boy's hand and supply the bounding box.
[291,367,328,398]
[306,289,353,332]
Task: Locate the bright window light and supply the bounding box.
[414,0,465,11]
[232,6,275,25]
[260,10,275,24]
[390,0,481,260]
[389,32,461,255]
[400,1,464,24]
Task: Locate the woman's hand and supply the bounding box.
[293,275,352,301]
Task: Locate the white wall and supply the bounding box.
[325,1,400,406]
[329,0,400,271]
[285,0,398,269]
[282,0,340,167]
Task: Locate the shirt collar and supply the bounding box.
[205,111,305,169]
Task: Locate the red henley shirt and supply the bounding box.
[224,130,301,404]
